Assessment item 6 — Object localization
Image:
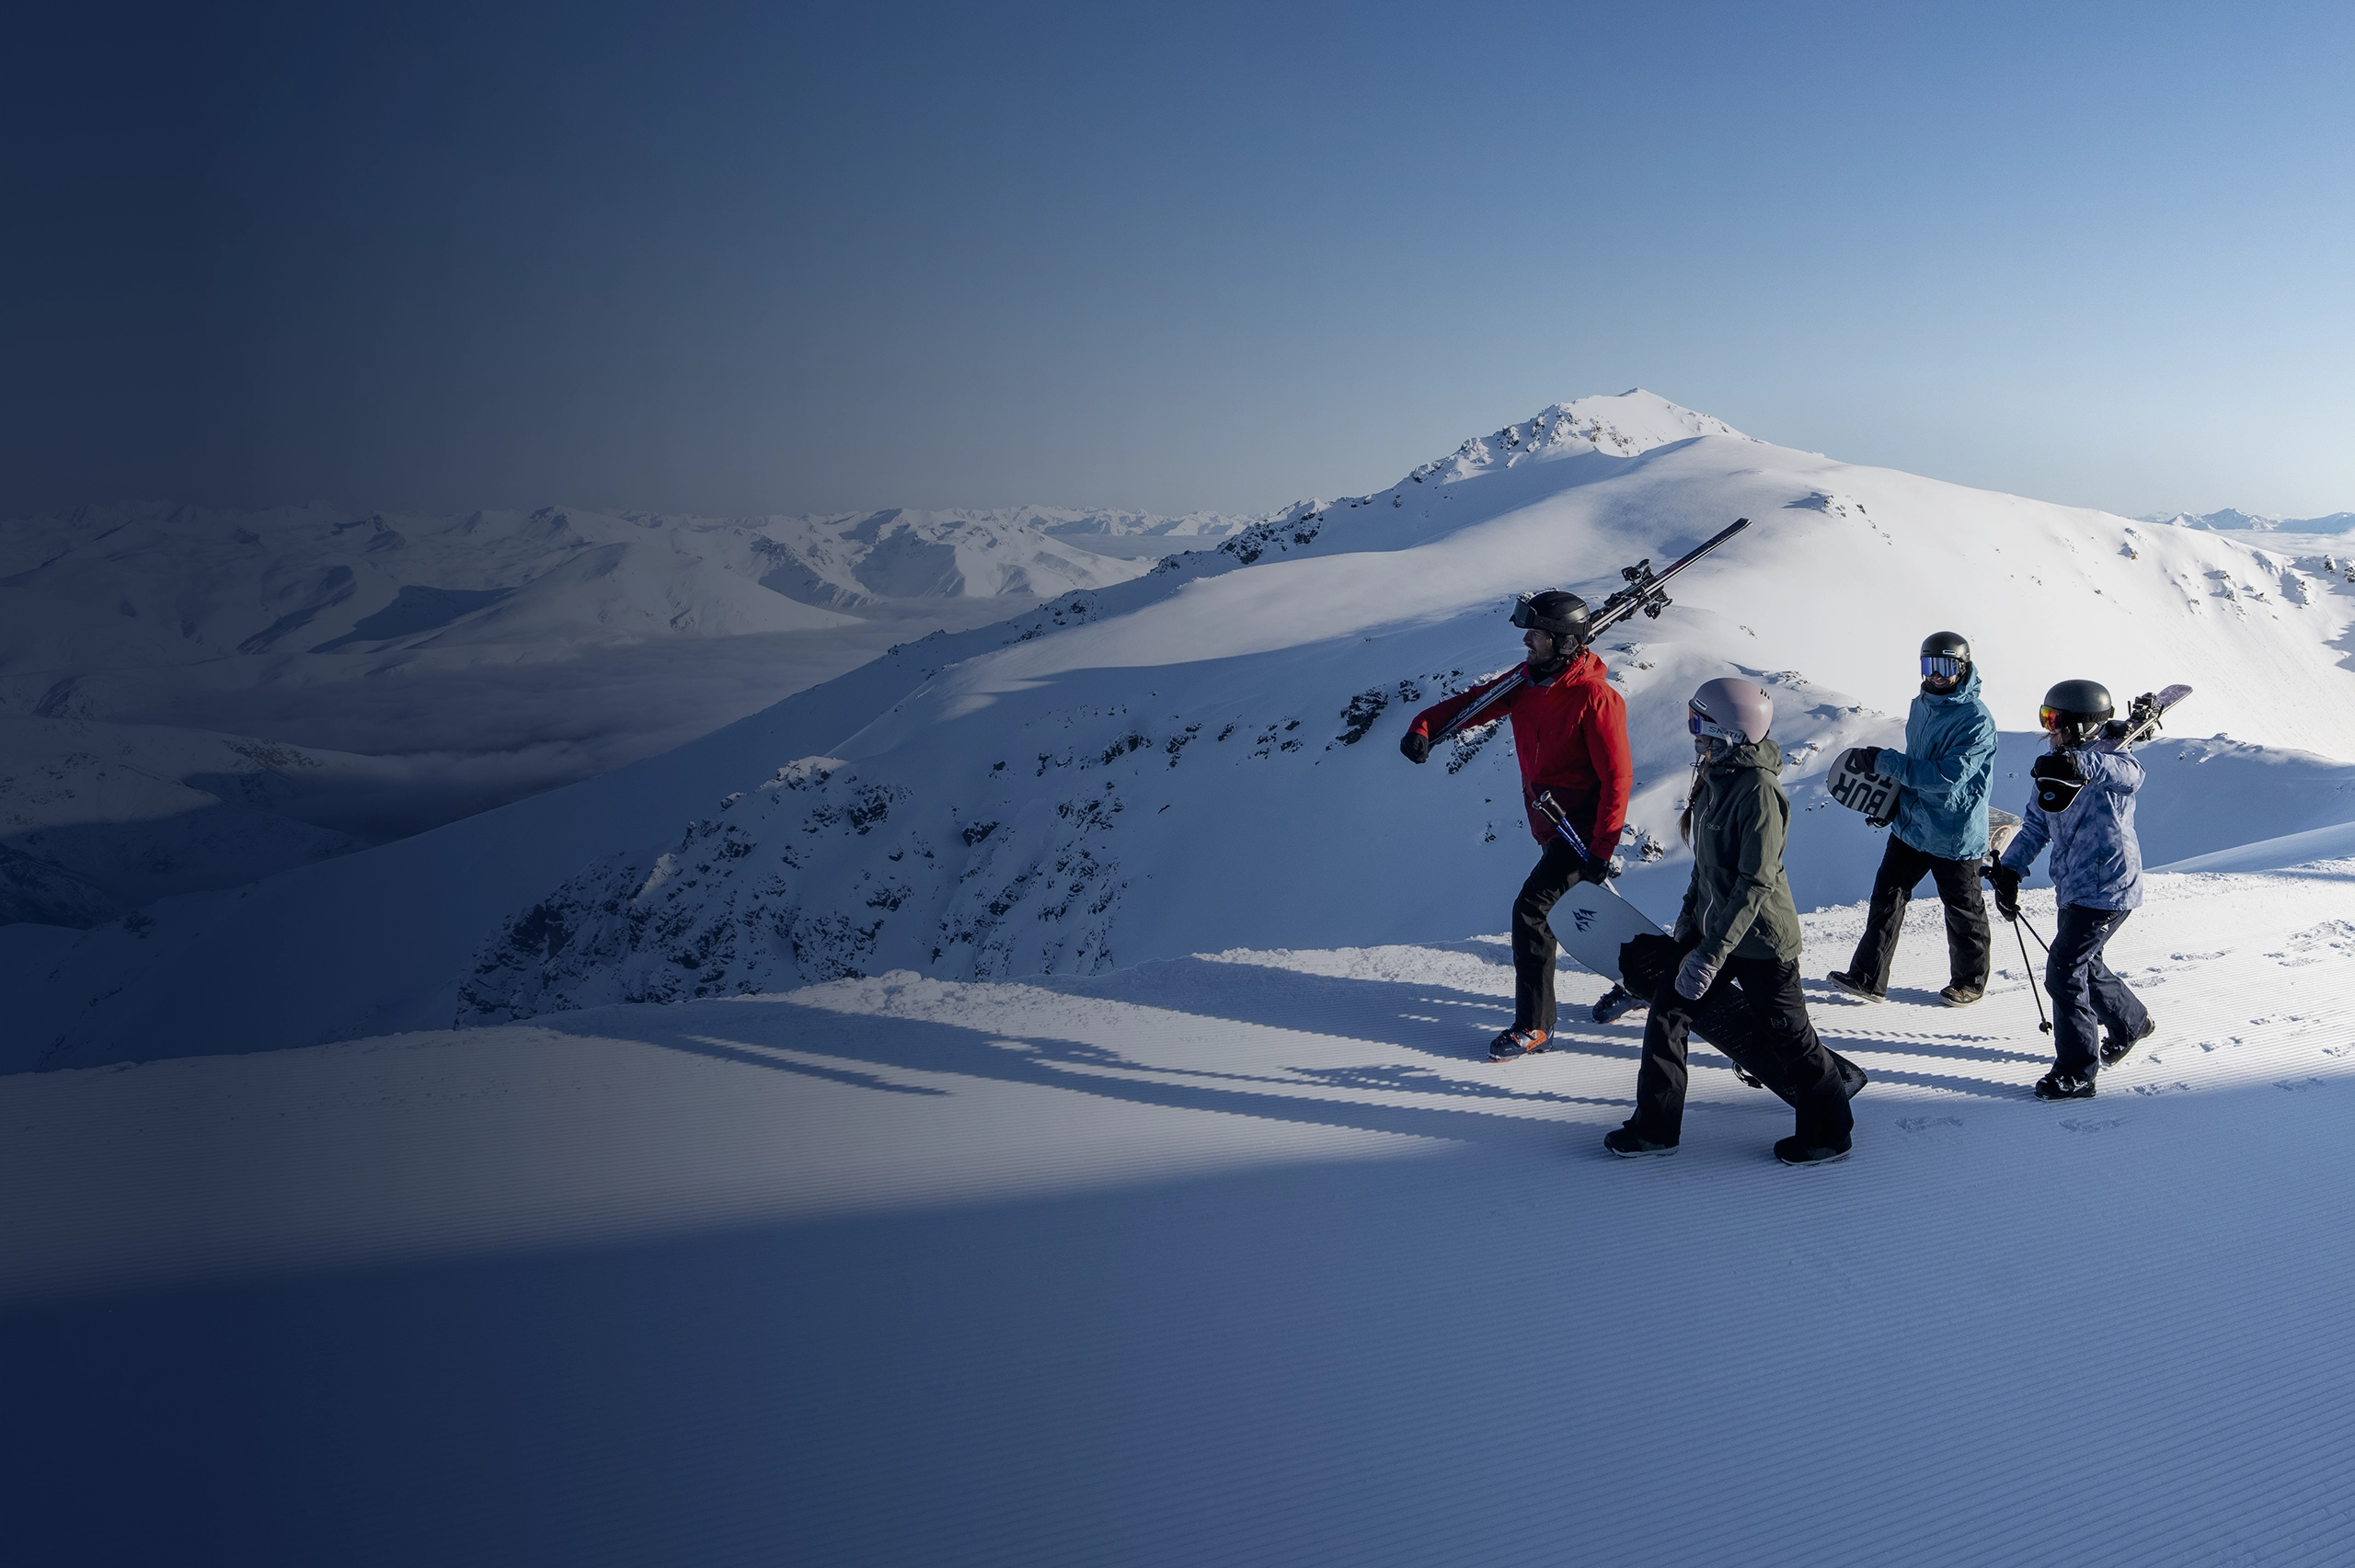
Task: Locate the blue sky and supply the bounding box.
[6,1,2352,519]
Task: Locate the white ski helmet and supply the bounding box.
[1688,676,1773,745]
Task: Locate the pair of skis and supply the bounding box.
[1427,516,1753,746]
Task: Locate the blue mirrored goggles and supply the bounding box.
[1921,655,1967,681]
[1688,705,1741,741]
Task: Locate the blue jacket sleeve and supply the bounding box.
[2001,790,2050,874]
[1874,709,1997,807]
[2081,742,2145,795]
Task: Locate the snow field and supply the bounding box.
[9,863,2355,1564]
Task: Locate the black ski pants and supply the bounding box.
[1511,838,1591,1034]
[2046,903,2148,1076]
[1843,832,1991,996]
[1631,945,1853,1148]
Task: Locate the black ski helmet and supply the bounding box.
[1920,630,1970,689]
[1511,589,1592,646]
[2039,679,2113,747]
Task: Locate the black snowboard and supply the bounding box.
[1619,933,1867,1103]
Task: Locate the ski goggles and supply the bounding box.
[1920,655,1967,681]
[2039,704,2107,733]
[1688,705,1745,743]
[1509,592,1562,631]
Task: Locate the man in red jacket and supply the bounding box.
[1400,590,1635,1059]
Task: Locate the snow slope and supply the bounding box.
[0,715,370,922]
[12,867,2355,1565]
[11,392,2355,1069]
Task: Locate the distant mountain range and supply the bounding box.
[2144,508,2355,534]
[0,499,1252,924]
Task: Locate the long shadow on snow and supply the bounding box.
[540,956,2033,1138]
[539,957,1641,1148]
[569,1007,1633,1148]
[1061,955,2044,1092]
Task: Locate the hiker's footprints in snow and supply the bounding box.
[2266,921,2355,967]
[2059,1116,2127,1134]
[1894,1116,1963,1135]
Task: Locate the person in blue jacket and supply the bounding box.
[1828,631,2000,1006]
[1989,679,2157,1100]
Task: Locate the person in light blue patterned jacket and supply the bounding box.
[1990,679,2156,1100]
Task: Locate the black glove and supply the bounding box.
[1399,730,1431,764]
[2030,750,2085,813]
[2101,718,2131,741]
[1988,862,2021,921]
[1580,853,1614,884]
[1844,747,1883,776]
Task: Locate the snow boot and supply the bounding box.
[1591,984,1645,1024]
[1488,1026,1549,1061]
[1938,982,1985,1006]
[2100,1013,2156,1068]
[1774,1136,1852,1167]
[1603,1125,1678,1158]
[2034,1068,2097,1101]
[1826,969,1884,1002]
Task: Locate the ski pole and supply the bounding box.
[2016,912,2051,956]
[1532,790,1596,863]
[2012,915,2051,1035]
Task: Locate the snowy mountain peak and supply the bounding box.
[1221,391,1752,566]
[1435,390,1752,475]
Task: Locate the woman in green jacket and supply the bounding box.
[1604,677,1855,1167]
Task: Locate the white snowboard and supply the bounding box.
[1550,876,1668,982]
